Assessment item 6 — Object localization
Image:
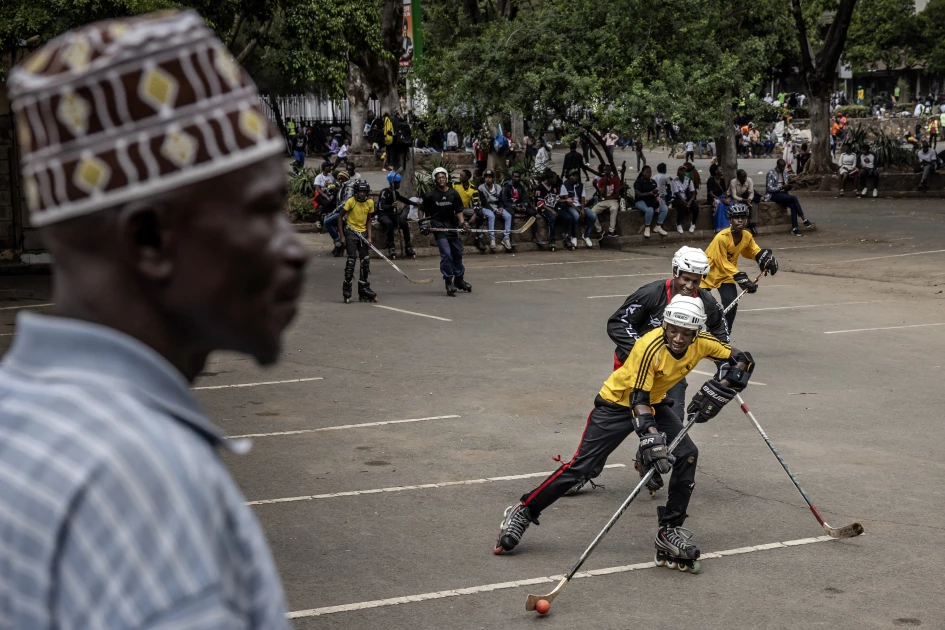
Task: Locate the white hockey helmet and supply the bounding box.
[663,295,707,332]
[432,167,449,180]
[672,246,710,278]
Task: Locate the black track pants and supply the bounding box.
[519,396,698,526]
[377,212,411,249]
[717,282,739,332]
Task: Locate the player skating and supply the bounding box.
[495,295,755,573]
[562,246,728,497]
[338,181,377,303]
[419,167,471,296]
[701,203,778,331]
[377,171,416,259]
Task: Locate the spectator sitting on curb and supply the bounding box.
[918,141,938,191]
[632,165,669,238]
[671,165,700,234]
[594,163,623,237]
[856,144,879,198]
[766,159,815,237]
[479,170,511,252]
[729,169,761,235]
[653,162,672,207]
[707,164,731,233]
[837,143,859,196]
[560,169,600,248]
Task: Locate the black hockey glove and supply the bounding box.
[419,217,431,235]
[638,433,674,475]
[733,271,758,294]
[755,249,778,275]
[718,351,755,391]
[459,221,471,236]
[687,379,736,423]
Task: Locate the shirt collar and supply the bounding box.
[3,312,244,453]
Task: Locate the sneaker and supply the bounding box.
[644,226,651,238]
[861,187,868,196]
[490,237,497,249]
[689,224,696,233]
[676,225,684,233]
[502,236,512,251]
[584,236,593,248]
[655,225,668,236]
[803,219,814,229]
[873,189,878,197]
[571,236,578,248]
[792,228,804,237]
[594,220,603,234]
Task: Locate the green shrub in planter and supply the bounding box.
[286,194,314,222]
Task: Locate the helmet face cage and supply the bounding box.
[354,181,370,200]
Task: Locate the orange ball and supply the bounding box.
[535,599,551,615]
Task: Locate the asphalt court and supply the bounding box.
[2,198,944,628]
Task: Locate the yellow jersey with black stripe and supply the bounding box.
[452,182,476,208]
[599,327,732,406]
[342,197,374,233]
[701,227,762,289]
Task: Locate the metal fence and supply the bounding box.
[257,95,380,125]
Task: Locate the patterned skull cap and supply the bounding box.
[8,10,283,226]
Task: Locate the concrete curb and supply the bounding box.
[796,190,945,199]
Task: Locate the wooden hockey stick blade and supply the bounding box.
[513,216,536,233]
[525,577,568,611]
[825,521,864,538]
[409,277,433,284]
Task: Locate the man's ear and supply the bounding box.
[116,200,176,281]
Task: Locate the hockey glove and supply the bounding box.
[687,379,736,423]
[755,249,779,275]
[718,351,755,391]
[460,221,471,236]
[419,218,431,235]
[639,433,674,475]
[733,271,758,294]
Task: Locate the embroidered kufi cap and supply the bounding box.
[8,10,283,226]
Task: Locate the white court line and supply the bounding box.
[818,249,945,266]
[691,369,767,386]
[824,322,945,335]
[498,273,665,284]
[0,303,53,311]
[740,299,889,313]
[373,305,452,321]
[774,241,847,251]
[227,414,461,439]
[587,286,794,298]
[287,535,837,618]
[248,464,627,506]
[419,257,647,271]
[192,377,323,391]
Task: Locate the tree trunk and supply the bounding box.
[715,102,738,177]
[806,92,833,174]
[510,112,525,147]
[346,64,374,153]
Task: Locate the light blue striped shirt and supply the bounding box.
[0,313,291,629]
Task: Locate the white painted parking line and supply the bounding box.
[824,322,945,335]
[248,464,627,505]
[818,249,945,266]
[774,241,848,251]
[227,414,461,439]
[287,534,837,618]
[193,377,323,390]
[498,273,665,284]
[419,257,647,271]
[0,303,53,311]
[373,305,452,321]
[740,299,889,313]
[691,369,767,386]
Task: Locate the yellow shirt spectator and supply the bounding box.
[342,197,374,233]
[452,182,476,208]
[599,328,731,407]
[701,227,761,289]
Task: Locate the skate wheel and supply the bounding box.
[666,559,677,569]
[654,553,665,567]
[493,545,504,556]
[690,561,701,575]
[677,562,689,572]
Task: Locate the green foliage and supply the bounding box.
[286,193,315,222]
[844,0,922,72]
[870,129,918,170]
[920,0,945,76]
[288,165,316,198]
[413,156,458,196]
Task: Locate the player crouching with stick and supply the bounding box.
[495,295,755,573]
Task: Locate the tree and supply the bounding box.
[918,0,945,76]
[843,0,922,73]
[790,0,858,174]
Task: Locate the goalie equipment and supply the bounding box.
[662,295,707,332]
[672,246,711,278]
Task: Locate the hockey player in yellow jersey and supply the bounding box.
[494,295,755,572]
[701,202,778,331]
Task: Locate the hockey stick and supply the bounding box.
[429,216,536,235]
[353,231,433,284]
[721,270,766,315]
[525,412,699,613]
[736,394,864,539]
